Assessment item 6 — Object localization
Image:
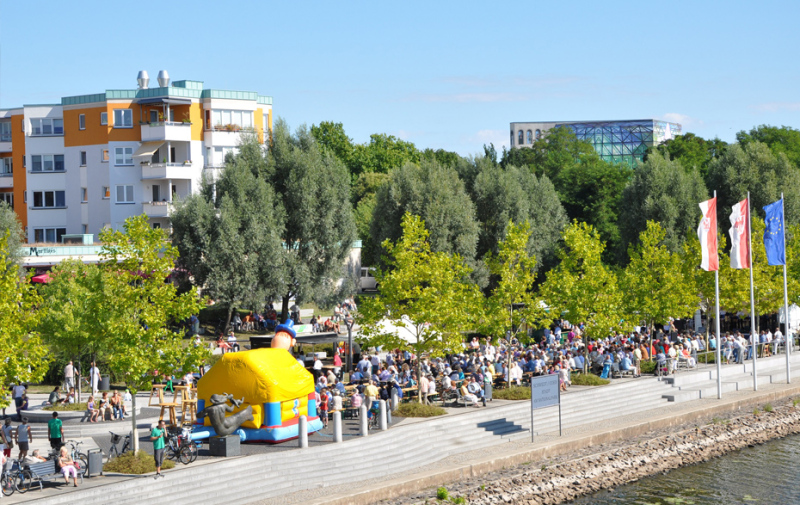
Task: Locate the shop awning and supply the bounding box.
[133,141,164,158]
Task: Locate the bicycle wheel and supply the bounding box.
[1,473,14,496]
[178,445,193,465]
[121,439,131,455]
[185,442,198,463]
[77,455,89,474]
[15,470,32,493]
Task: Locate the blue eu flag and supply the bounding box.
[763,199,785,266]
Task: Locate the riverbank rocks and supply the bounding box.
[390,399,800,505]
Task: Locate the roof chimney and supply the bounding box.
[137,70,149,89]
[157,70,170,88]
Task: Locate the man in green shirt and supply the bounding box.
[48,412,63,450]
[150,420,167,479]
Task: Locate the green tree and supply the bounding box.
[737,125,800,169]
[0,202,24,269]
[368,158,481,280]
[479,222,545,365]
[310,121,355,169]
[358,214,481,401]
[0,233,50,409]
[99,216,207,447]
[556,157,631,260]
[172,143,285,328]
[349,133,421,177]
[706,141,800,226]
[352,172,389,261]
[620,221,699,334]
[472,163,567,269]
[269,119,357,317]
[539,221,625,370]
[501,126,596,182]
[650,133,727,179]
[618,151,709,261]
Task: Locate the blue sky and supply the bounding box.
[1,1,798,156]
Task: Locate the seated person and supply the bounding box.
[87,395,100,422]
[227,332,239,352]
[460,384,479,407]
[620,354,632,371]
[349,391,362,410]
[110,391,126,420]
[217,336,230,353]
[66,387,77,404]
[98,392,112,420]
[466,376,486,406]
[23,449,48,464]
[48,386,66,405]
[349,370,363,384]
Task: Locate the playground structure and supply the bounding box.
[192,347,323,443]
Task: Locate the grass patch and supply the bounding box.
[437,487,449,500]
[24,384,61,394]
[103,450,175,474]
[764,403,773,413]
[393,402,446,418]
[43,402,88,411]
[571,374,610,386]
[794,399,800,408]
[493,386,531,400]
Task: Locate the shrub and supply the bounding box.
[493,386,531,400]
[640,361,656,375]
[393,402,446,418]
[698,353,716,364]
[104,450,175,474]
[452,497,466,504]
[437,487,449,500]
[571,374,610,386]
[44,402,88,411]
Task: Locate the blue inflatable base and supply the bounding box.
[190,418,324,444]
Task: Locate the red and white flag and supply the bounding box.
[729,198,750,269]
[697,197,718,271]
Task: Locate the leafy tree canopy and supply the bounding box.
[649,132,727,179]
[736,125,800,169]
[0,202,24,270]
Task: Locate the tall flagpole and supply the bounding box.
[714,191,722,399]
[747,191,757,391]
[782,193,791,383]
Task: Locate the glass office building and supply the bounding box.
[509,119,682,167]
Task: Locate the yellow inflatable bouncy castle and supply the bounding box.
[194,348,323,443]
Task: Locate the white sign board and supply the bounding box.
[530,374,560,410]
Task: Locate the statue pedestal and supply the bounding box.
[210,434,241,457]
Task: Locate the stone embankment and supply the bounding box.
[406,399,800,505]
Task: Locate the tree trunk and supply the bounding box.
[281,294,291,324]
[224,304,234,335]
[415,342,422,403]
[131,391,140,452]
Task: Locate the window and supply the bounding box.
[30,118,64,136]
[32,190,66,208]
[115,185,134,203]
[82,224,88,234]
[100,112,108,125]
[0,158,12,175]
[518,130,524,146]
[526,130,533,144]
[152,223,161,229]
[102,186,110,199]
[113,109,133,128]
[101,149,109,163]
[31,155,65,172]
[510,130,514,146]
[79,114,86,130]
[80,151,87,166]
[0,122,11,142]
[535,129,542,140]
[34,227,66,243]
[210,109,254,129]
[114,147,133,166]
[0,192,12,208]
[81,188,88,202]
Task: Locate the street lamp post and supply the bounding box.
[345,316,355,373]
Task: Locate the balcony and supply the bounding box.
[141,161,196,180]
[140,121,192,142]
[0,138,11,153]
[0,173,12,189]
[204,125,255,146]
[142,201,173,218]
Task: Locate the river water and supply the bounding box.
[569,434,800,504]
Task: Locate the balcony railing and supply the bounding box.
[142,201,174,218]
[140,121,192,142]
[141,161,195,180]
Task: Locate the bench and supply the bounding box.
[25,459,85,490]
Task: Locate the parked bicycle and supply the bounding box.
[65,439,89,471]
[166,426,197,465]
[1,459,31,496]
[367,400,380,430]
[108,431,132,459]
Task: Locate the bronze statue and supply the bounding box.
[196,393,254,437]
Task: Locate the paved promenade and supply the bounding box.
[5,352,800,505]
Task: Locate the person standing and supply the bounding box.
[15,417,31,460]
[64,361,75,391]
[150,419,167,479]
[48,412,64,450]
[1,418,12,457]
[312,355,323,382]
[12,383,26,421]
[89,362,101,396]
